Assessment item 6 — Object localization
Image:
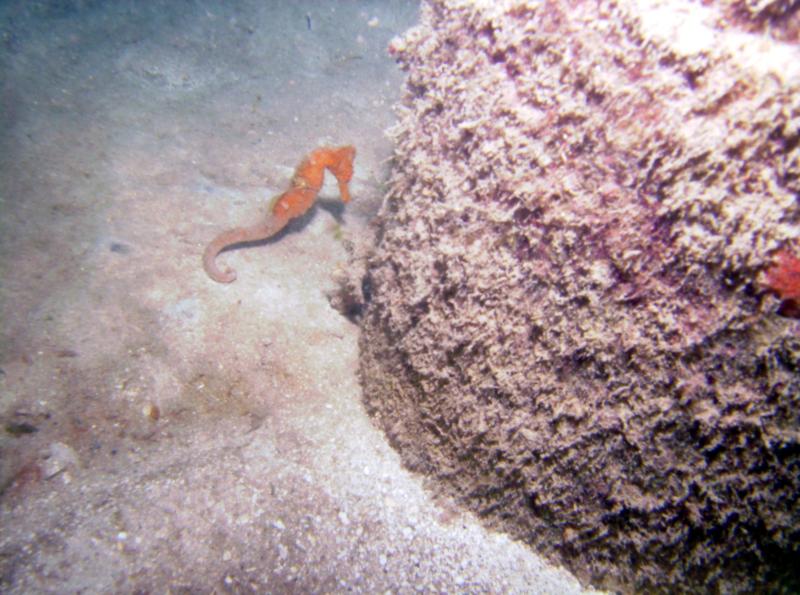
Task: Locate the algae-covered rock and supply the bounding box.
[359,0,800,591]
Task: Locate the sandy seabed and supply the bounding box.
[0,1,598,593]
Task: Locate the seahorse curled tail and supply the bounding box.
[202,215,289,283]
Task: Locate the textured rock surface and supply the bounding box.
[359,0,800,592]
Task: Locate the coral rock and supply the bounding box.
[359,0,800,592]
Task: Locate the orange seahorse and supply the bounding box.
[202,145,356,283]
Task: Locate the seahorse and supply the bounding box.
[202,145,356,283]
